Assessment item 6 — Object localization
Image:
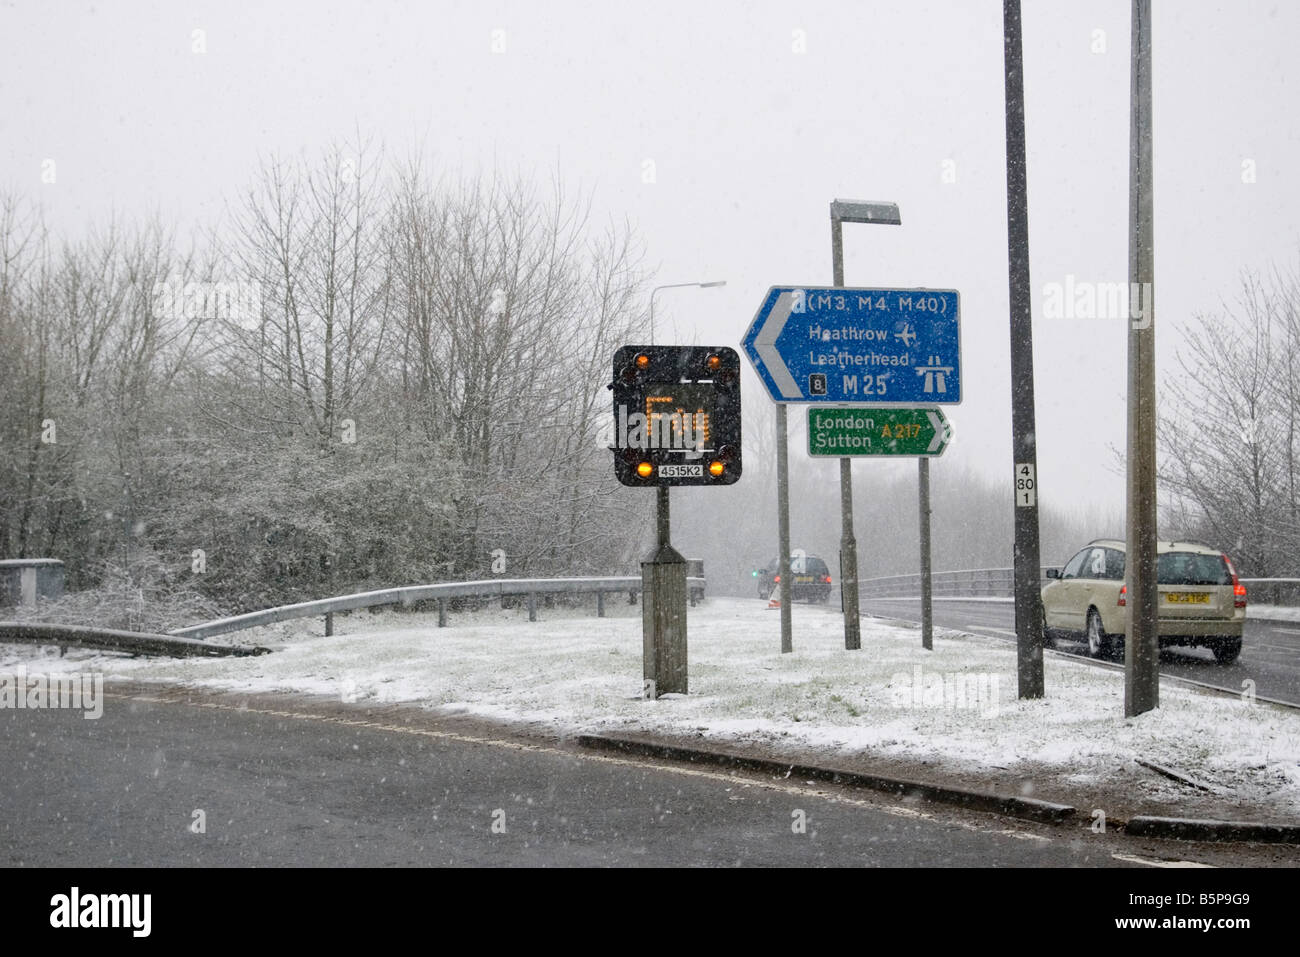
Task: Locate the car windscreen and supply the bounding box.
[1156,552,1231,586]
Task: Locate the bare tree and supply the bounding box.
[1,149,654,611]
[1159,265,1299,574]
[387,166,646,576]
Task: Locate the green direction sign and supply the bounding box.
[807,406,952,457]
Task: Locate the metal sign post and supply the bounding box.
[804,406,950,652]
[642,486,687,697]
[611,346,742,697]
[918,457,934,651]
[776,405,793,653]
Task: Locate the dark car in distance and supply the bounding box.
[754,555,833,603]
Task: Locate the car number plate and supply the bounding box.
[795,576,813,583]
[658,464,703,478]
[1166,592,1209,603]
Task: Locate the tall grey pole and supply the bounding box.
[657,485,670,547]
[1124,0,1159,716]
[826,199,900,646]
[776,404,793,653]
[918,458,933,650]
[831,218,862,650]
[1003,0,1045,698]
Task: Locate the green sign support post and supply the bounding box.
[807,407,952,458]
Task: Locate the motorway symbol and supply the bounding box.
[807,407,953,457]
[741,287,961,403]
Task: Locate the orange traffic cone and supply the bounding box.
[767,597,781,609]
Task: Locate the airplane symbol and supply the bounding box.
[894,323,918,347]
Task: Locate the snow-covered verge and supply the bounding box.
[4,597,1298,818]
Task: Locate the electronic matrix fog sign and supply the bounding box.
[610,345,742,487]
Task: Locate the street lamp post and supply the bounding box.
[829,199,901,651]
[649,281,727,346]
[637,280,727,697]
[641,280,727,557]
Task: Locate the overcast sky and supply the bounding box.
[2,0,1297,519]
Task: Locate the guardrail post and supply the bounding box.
[528,592,537,622]
[325,612,334,637]
[438,599,447,628]
[597,592,605,617]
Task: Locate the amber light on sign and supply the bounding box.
[636,462,654,478]
[708,462,725,476]
[645,389,712,450]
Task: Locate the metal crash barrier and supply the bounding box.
[169,575,707,641]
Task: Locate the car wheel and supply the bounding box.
[1212,638,1242,665]
[1041,607,1054,648]
[1085,608,1112,659]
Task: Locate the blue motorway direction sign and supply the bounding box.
[741,287,961,403]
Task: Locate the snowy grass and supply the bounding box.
[5,596,1298,817]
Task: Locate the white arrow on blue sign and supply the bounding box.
[741,286,961,404]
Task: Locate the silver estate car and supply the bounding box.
[1041,539,1247,663]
